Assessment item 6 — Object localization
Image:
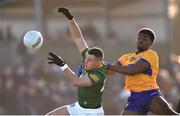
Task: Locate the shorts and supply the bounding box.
[67,102,104,116]
[124,89,161,114]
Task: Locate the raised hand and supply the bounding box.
[58,8,73,20]
[47,51,65,67]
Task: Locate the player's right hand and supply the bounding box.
[58,8,73,20]
[47,51,65,67]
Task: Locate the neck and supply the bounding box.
[136,49,148,54]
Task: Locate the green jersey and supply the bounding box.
[77,48,108,108]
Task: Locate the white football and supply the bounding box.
[23,31,43,50]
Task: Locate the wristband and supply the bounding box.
[67,16,73,20]
[60,64,68,71]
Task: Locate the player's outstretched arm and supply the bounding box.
[108,60,150,75]
[58,8,88,53]
[47,51,92,87]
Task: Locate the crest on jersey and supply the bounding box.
[90,74,99,82]
[129,57,136,62]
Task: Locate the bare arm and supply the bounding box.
[108,60,150,75]
[68,19,88,53]
[58,8,88,53]
[47,51,92,87]
[63,67,92,87]
[107,63,118,76]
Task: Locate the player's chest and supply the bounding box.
[124,55,141,65]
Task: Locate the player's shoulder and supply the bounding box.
[119,52,133,59]
[93,63,107,79]
[118,52,134,61]
[123,52,133,56]
[144,49,158,57]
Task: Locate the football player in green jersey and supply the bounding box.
[46,8,108,115]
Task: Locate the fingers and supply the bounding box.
[58,7,73,20]
[48,51,55,56]
[48,61,54,64]
[48,51,59,58]
[47,57,55,64]
[48,51,63,60]
[58,8,68,13]
[47,51,65,66]
[47,57,53,60]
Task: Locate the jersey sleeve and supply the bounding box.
[116,54,129,66]
[76,64,84,77]
[88,72,105,86]
[139,50,158,66]
[81,48,89,59]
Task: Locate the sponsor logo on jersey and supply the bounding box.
[129,57,136,62]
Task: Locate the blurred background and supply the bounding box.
[0,0,180,115]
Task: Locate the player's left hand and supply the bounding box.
[47,51,65,67]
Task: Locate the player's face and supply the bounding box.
[137,33,153,52]
[84,54,101,70]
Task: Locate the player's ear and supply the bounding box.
[97,57,103,64]
[96,61,101,67]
